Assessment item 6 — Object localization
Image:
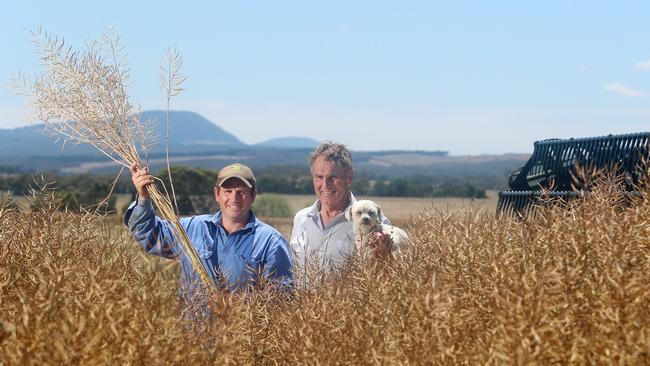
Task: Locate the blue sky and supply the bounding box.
[1,1,649,154]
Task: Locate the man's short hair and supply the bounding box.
[309,141,353,173]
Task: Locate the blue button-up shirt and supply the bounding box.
[124,198,293,298]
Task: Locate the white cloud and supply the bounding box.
[602,83,646,97]
[635,60,650,70]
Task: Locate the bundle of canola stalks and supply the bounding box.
[15,28,216,292]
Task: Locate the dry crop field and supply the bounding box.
[8,28,650,364]
[2,182,650,364]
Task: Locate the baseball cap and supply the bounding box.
[217,163,256,188]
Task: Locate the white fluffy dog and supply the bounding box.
[345,199,408,260]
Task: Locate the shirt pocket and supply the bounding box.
[197,234,214,259]
[240,256,264,275]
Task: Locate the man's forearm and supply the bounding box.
[124,196,180,258]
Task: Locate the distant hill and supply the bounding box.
[0,124,98,157]
[0,110,343,171]
[139,110,245,153]
[0,110,246,158]
[0,110,530,186]
[255,137,320,149]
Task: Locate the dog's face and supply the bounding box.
[345,200,382,234]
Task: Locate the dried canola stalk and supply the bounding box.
[14,28,216,292]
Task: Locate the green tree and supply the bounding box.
[294,176,314,194]
[59,180,117,214]
[175,195,195,215]
[257,174,291,194]
[371,181,389,196]
[157,166,216,198]
[351,176,370,195]
[252,194,292,217]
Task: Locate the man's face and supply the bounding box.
[214,178,256,223]
[311,155,353,210]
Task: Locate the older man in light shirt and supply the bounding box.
[290,142,391,282]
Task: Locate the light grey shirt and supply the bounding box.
[289,193,390,273]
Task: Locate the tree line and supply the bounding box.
[256,174,486,198]
[0,165,488,213]
[0,173,124,214]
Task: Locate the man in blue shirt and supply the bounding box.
[124,162,293,310]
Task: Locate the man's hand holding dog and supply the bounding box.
[366,231,392,260]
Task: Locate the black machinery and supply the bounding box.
[496,132,650,217]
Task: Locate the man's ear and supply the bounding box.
[345,168,354,188]
[250,188,257,204]
[344,206,353,221]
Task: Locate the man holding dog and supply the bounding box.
[290,142,393,274]
[125,162,293,309]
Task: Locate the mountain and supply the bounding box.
[0,124,98,157]
[139,110,245,153]
[0,110,529,183]
[0,110,339,171]
[255,137,320,149]
[0,110,245,158]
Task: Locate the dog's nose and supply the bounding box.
[362,217,370,223]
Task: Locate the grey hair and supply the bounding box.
[308,141,353,172]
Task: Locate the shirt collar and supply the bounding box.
[211,210,257,232]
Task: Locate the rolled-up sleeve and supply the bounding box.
[124,197,181,259]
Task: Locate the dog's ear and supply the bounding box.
[374,203,382,220]
[344,206,353,221]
